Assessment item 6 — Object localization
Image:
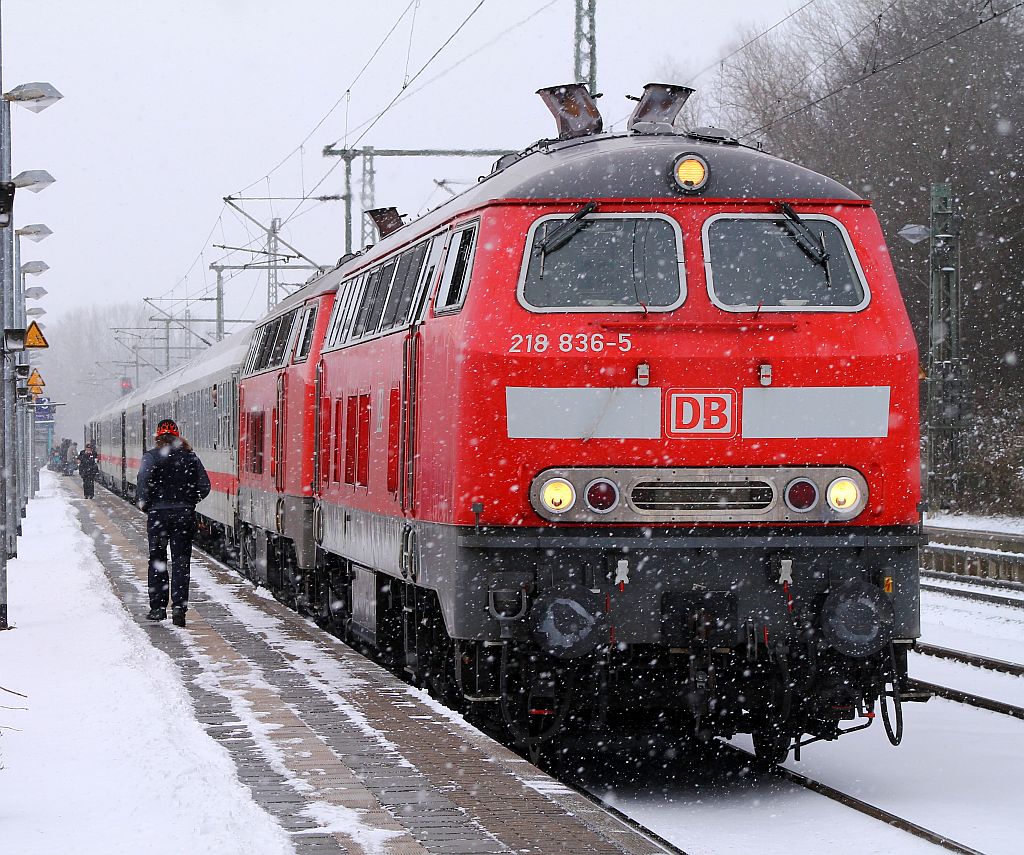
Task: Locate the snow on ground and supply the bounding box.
[926,512,1024,536]
[920,587,1024,664]
[4,471,1023,854]
[602,582,1024,855]
[0,472,294,855]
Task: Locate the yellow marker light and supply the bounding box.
[673,155,709,191]
[827,477,862,513]
[539,478,576,514]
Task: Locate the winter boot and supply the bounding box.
[172,606,186,627]
[146,607,167,621]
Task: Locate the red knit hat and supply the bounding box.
[155,419,180,438]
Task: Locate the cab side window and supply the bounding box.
[435,224,478,313]
[293,305,318,362]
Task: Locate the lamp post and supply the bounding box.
[0,7,62,629]
[18,228,51,503]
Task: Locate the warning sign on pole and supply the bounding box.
[27,368,44,387]
[25,320,48,349]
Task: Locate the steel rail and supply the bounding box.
[915,643,1024,678]
[908,679,1024,721]
[723,746,986,855]
[556,784,693,855]
[920,581,1024,609]
[920,569,1024,594]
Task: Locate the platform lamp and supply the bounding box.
[0,80,62,631]
[16,256,49,507]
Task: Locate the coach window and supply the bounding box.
[703,213,869,312]
[293,305,318,362]
[435,224,478,313]
[519,214,684,312]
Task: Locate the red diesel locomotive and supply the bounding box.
[90,84,921,764]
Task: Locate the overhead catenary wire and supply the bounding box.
[685,0,821,85]
[283,0,490,229]
[764,0,990,112]
[234,0,419,196]
[157,0,552,344]
[741,0,1024,138]
[607,0,823,132]
[327,0,560,143]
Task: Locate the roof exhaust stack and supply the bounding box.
[366,207,404,240]
[627,83,694,134]
[536,83,603,140]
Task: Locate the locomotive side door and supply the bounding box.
[275,372,287,494]
[313,359,331,496]
[400,231,447,513]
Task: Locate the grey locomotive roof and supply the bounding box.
[480,132,861,203]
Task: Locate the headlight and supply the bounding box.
[826,477,861,513]
[539,478,576,514]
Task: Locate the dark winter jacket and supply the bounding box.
[136,442,211,512]
[78,449,98,478]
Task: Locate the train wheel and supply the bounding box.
[751,725,792,766]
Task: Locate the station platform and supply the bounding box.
[68,483,670,855]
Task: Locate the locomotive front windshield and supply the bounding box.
[705,215,867,310]
[520,214,683,311]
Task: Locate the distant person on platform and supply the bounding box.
[78,442,99,499]
[64,441,78,476]
[137,419,210,628]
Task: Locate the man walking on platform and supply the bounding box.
[137,419,210,627]
[78,441,98,499]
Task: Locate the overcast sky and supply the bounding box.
[4,0,797,329]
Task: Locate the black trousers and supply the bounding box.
[147,508,196,609]
[81,475,95,498]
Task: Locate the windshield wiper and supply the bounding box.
[778,201,832,286]
[536,200,599,262]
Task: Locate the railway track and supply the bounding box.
[911,642,1024,720]
[920,573,1024,609]
[747,749,986,855]
[916,642,1024,677]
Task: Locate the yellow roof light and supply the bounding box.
[673,154,709,192]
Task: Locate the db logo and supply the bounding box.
[664,388,737,438]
